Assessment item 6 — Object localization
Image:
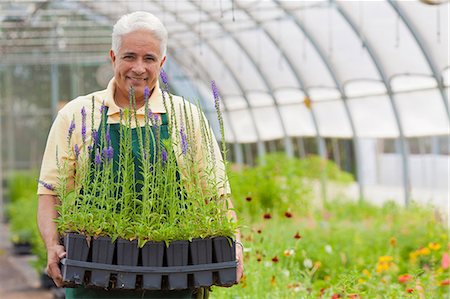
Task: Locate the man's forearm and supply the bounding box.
[38,194,61,248]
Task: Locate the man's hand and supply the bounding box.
[236,242,244,283]
[46,244,66,287]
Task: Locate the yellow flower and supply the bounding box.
[389,237,397,247]
[379,255,393,262]
[418,247,431,255]
[363,269,371,278]
[358,278,366,284]
[428,242,441,251]
[284,249,295,257]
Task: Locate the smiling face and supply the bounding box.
[110,29,166,105]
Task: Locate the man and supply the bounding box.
[37,11,243,298]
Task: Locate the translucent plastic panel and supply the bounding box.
[348,95,399,138]
[253,106,285,141]
[234,29,300,90]
[208,36,268,91]
[390,75,437,92]
[397,1,449,74]
[227,109,258,143]
[247,91,274,107]
[274,88,306,105]
[223,95,248,111]
[314,100,352,137]
[339,1,431,78]
[345,80,386,98]
[308,87,341,102]
[296,4,381,83]
[264,19,336,89]
[443,68,449,87]
[205,110,236,143]
[279,104,317,137]
[395,89,449,137]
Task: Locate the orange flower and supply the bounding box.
[256,254,262,262]
[406,288,414,293]
[294,232,302,239]
[389,237,397,247]
[331,294,341,299]
[271,275,276,286]
[284,249,295,257]
[347,294,361,299]
[398,274,413,284]
[440,279,450,286]
[428,242,441,251]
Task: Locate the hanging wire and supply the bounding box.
[328,1,334,59]
[436,4,441,43]
[232,0,235,22]
[395,10,400,48]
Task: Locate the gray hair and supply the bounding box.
[111,11,168,57]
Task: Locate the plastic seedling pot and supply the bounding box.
[90,236,115,288]
[116,238,139,289]
[213,237,236,286]
[62,233,90,284]
[141,241,165,290]
[166,240,189,290]
[190,238,213,287]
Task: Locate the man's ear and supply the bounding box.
[160,56,166,68]
[109,49,116,65]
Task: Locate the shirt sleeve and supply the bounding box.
[37,110,75,195]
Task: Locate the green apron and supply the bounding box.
[66,108,209,299]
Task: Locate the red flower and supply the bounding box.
[347,295,361,299]
[257,229,262,234]
[406,288,414,293]
[271,256,279,263]
[294,232,302,239]
[245,196,252,202]
[440,279,450,286]
[398,274,413,284]
[284,211,293,218]
[331,294,341,299]
[256,255,262,262]
[263,213,272,219]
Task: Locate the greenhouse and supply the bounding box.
[0,0,448,298]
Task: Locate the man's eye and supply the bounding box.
[123,55,134,60]
[145,57,156,61]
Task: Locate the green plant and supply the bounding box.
[7,196,38,244]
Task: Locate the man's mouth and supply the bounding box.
[127,76,148,82]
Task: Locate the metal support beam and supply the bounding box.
[335,1,411,206]
[51,63,59,119]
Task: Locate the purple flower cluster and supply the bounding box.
[211,80,220,104]
[180,123,188,155]
[38,180,55,191]
[103,146,113,161]
[68,119,76,141]
[160,68,169,87]
[74,144,80,160]
[148,109,159,126]
[95,148,102,165]
[144,86,150,100]
[92,129,99,145]
[100,101,106,114]
[81,107,87,144]
[161,148,168,166]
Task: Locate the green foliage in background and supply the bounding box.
[212,154,448,298]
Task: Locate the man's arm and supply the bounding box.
[37,194,66,287]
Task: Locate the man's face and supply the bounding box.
[110,29,166,102]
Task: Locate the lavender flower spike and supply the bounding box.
[92,129,99,145]
[180,122,188,155]
[211,80,220,102]
[74,144,80,160]
[161,148,168,166]
[106,125,111,146]
[95,148,102,165]
[38,180,55,191]
[68,119,76,141]
[81,107,87,144]
[144,86,150,100]
[103,146,113,161]
[160,68,169,89]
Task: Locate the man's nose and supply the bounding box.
[132,59,145,74]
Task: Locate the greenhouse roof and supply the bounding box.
[1,0,449,142]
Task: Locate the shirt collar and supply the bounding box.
[103,78,166,116]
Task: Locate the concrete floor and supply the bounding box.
[0,223,54,299]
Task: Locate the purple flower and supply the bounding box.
[81,107,86,144]
[74,144,80,160]
[100,100,105,114]
[68,119,76,141]
[106,125,111,146]
[95,148,102,165]
[160,68,169,88]
[144,86,150,100]
[87,145,92,153]
[103,146,113,161]
[180,123,188,155]
[211,80,220,103]
[38,180,55,191]
[92,129,99,145]
[161,148,168,166]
